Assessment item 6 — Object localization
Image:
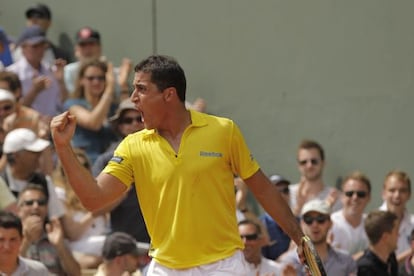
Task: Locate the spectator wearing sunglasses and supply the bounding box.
[290,140,342,217]
[238,219,294,276]
[63,59,118,164]
[357,210,399,276]
[279,199,357,276]
[92,98,150,245]
[16,184,81,276]
[379,170,414,260]
[64,27,132,101]
[260,174,292,260]
[330,171,371,258]
[0,71,49,139]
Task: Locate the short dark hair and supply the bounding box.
[18,184,49,203]
[0,211,23,237]
[364,210,398,245]
[298,139,325,161]
[0,71,22,94]
[134,55,187,102]
[238,219,262,235]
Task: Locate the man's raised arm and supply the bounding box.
[50,111,126,211]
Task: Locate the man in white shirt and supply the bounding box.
[0,211,48,276]
[379,170,414,259]
[330,171,371,257]
[290,140,341,217]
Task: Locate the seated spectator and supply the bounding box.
[1,128,65,219]
[278,199,357,275]
[92,98,149,243]
[95,232,145,276]
[0,27,13,70]
[0,211,49,275]
[64,26,131,100]
[330,171,371,257]
[53,147,109,268]
[290,140,342,217]
[7,25,67,117]
[17,184,81,275]
[379,170,414,258]
[357,210,399,276]
[0,71,49,138]
[238,219,293,276]
[63,59,117,163]
[260,174,292,260]
[12,3,71,67]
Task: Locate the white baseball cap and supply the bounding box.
[3,128,50,154]
[301,199,331,217]
[0,89,15,102]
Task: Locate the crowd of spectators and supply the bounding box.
[0,3,413,276]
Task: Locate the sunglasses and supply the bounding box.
[121,116,142,124]
[240,233,259,241]
[303,215,329,225]
[277,186,290,194]
[344,190,368,198]
[0,104,13,112]
[84,75,105,82]
[21,199,47,207]
[298,158,320,166]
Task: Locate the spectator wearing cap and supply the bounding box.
[12,3,71,66]
[64,26,132,100]
[92,98,150,244]
[0,88,16,125]
[0,128,65,220]
[63,59,118,164]
[0,211,49,275]
[260,174,292,260]
[7,25,68,117]
[95,232,145,276]
[278,199,357,276]
[17,184,81,276]
[0,27,13,69]
[329,171,371,258]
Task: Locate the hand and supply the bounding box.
[294,178,309,215]
[32,75,51,94]
[46,218,64,246]
[325,188,339,208]
[22,215,44,243]
[50,111,77,147]
[117,58,132,89]
[105,62,115,88]
[234,177,248,211]
[53,58,67,81]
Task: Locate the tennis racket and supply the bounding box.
[301,236,327,276]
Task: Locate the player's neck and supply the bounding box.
[157,109,191,151]
[302,178,324,192]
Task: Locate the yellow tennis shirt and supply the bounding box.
[103,110,260,269]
